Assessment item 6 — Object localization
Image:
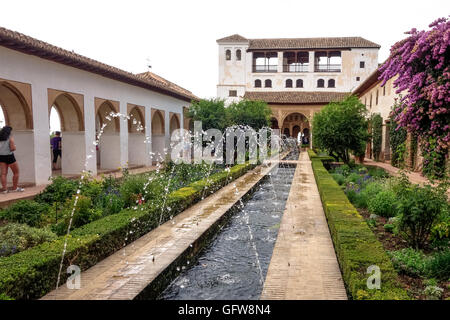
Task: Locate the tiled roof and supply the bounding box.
[0,26,198,102]
[137,71,195,98]
[248,37,380,50]
[243,91,349,104]
[216,34,249,43]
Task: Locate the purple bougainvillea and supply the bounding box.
[379,17,449,177]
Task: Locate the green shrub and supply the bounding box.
[397,184,448,249]
[101,194,126,216]
[388,248,427,277]
[358,181,385,209]
[431,216,450,248]
[52,195,102,235]
[384,224,395,233]
[311,157,408,300]
[389,248,450,280]
[0,161,256,299]
[331,173,345,185]
[0,200,50,227]
[367,166,389,179]
[0,223,57,257]
[347,172,362,184]
[34,176,79,204]
[367,190,399,218]
[80,179,103,199]
[426,249,450,280]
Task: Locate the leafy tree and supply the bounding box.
[370,113,383,161]
[226,99,271,131]
[312,95,369,164]
[187,98,229,132]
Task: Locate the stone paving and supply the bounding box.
[42,160,280,300]
[261,151,347,300]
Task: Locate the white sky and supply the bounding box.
[1,0,449,104]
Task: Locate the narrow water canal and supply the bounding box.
[159,151,298,300]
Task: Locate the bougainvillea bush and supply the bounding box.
[379,17,449,178]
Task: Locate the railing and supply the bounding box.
[283,64,309,72]
[252,65,278,73]
[314,64,341,72]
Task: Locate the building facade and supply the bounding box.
[216,34,380,142]
[0,26,197,186]
[353,70,424,171]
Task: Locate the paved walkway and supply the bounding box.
[0,166,157,209]
[42,160,280,300]
[363,158,431,185]
[261,151,347,300]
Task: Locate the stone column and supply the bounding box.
[31,84,52,185]
[277,52,283,73]
[145,106,152,166]
[164,110,170,161]
[83,94,97,175]
[119,101,129,168]
[308,51,315,73]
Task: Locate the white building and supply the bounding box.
[0,26,197,186]
[216,34,380,141]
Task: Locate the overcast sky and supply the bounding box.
[1,0,449,102]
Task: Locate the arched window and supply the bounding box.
[296,79,303,88]
[264,79,272,88]
[317,79,324,88]
[236,49,241,61]
[254,79,262,88]
[285,79,293,88]
[50,105,62,133]
[328,79,335,88]
[225,49,231,61]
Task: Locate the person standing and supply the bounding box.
[0,126,24,193]
[51,131,62,170]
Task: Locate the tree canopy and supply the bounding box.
[312,95,369,164]
[187,98,271,132]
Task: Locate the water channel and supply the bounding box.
[159,151,298,300]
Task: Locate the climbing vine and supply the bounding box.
[370,113,383,161]
[379,17,450,178]
[389,102,407,168]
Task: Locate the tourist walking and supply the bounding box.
[0,126,24,193]
[51,131,62,170]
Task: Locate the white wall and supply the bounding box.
[0,46,189,184]
[128,133,147,166]
[61,132,86,175]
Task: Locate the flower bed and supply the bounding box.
[327,161,449,300]
[310,152,409,300]
[0,162,256,300]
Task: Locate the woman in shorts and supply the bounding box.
[0,126,24,193]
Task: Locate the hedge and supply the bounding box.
[0,162,256,300]
[310,156,409,300]
[307,149,335,162]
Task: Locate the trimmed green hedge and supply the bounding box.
[307,149,335,162]
[0,162,255,300]
[310,156,409,300]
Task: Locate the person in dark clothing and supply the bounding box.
[50,131,62,170]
